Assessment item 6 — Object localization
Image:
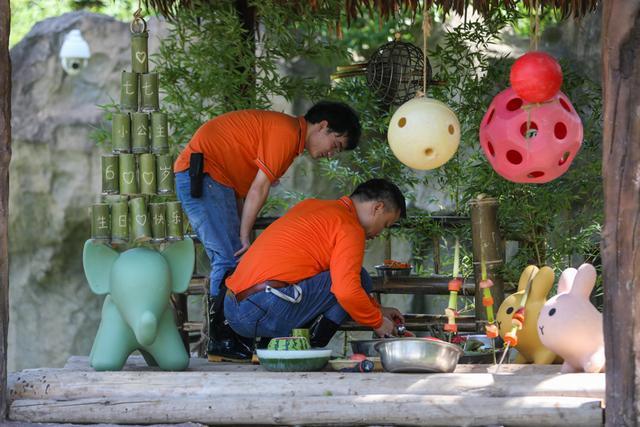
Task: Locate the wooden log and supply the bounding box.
[7,369,604,401]
[9,395,603,426]
[372,276,476,294]
[601,2,640,425]
[0,0,11,421]
[62,355,565,374]
[341,314,476,332]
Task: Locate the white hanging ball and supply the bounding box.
[387,97,461,170]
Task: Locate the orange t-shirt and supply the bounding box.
[174,110,307,197]
[226,197,383,329]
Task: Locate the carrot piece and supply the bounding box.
[443,323,458,332]
[448,278,463,292]
[504,331,518,346]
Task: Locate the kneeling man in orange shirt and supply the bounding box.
[224,178,406,346]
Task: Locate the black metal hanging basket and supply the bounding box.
[366,39,432,105]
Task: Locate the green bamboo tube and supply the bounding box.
[131,112,150,153]
[120,71,138,111]
[470,195,505,327]
[101,154,119,195]
[151,112,169,154]
[156,154,175,194]
[112,112,131,153]
[166,201,184,241]
[111,201,129,244]
[131,31,149,74]
[149,202,167,243]
[140,73,159,112]
[129,197,151,242]
[119,153,138,195]
[102,194,128,204]
[139,153,157,195]
[91,203,111,242]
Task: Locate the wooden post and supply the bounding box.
[0,0,10,421]
[601,1,640,425]
[469,195,504,328]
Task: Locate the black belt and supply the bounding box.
[233,280,289,302]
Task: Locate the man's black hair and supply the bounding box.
[350,179,407,219]
[304,101,361,150]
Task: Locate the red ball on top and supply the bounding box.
[510,52,563,103]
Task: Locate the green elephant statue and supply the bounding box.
[82,237,194,371]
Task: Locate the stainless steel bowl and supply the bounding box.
[374,338,463,373]
[350,339,384,357]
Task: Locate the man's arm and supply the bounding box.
[234,169,271,256]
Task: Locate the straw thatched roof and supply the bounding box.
[143,0,598,21]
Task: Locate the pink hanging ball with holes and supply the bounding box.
[479,87,583,184]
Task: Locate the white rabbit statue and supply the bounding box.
[537,263,605,373]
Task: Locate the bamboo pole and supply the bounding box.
[9,395,603,426]
[601,1,640,424]
[469,195,504,328]
[0,0,11,421]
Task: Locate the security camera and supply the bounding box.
[59,29,91,75]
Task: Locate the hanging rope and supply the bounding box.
[418,0,431,97]
[523,0,544,141]
[131,0,147,34]
[529,0,541,51]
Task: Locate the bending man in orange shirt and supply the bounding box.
[224,179,406,346]
[174,101,361,362]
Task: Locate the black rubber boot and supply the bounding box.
[308,316,341,348]
[207,275,254,363]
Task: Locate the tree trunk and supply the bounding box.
[601,1,640,425]
[0,0,11,421]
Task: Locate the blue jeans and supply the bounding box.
[175,171,241,295]
[224,268,373,338]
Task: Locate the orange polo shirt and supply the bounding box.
[226,197,383,329]
[174,110,307,197]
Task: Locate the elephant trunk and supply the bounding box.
[135,311,158,346]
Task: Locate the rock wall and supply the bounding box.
[8,11,167,371]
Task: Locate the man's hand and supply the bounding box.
[373,317,395,338]
[234,235,251,257]
[381,306,404,324]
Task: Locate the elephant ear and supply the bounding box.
[161,237,195,293]
[83,240,119,295]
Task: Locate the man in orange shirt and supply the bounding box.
[174,101,360,362]
[224,179,407,346]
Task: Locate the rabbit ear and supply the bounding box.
[569,263,597,299]
[529,266,555,301]
[558,267,578,294]
[517,265,539,292]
